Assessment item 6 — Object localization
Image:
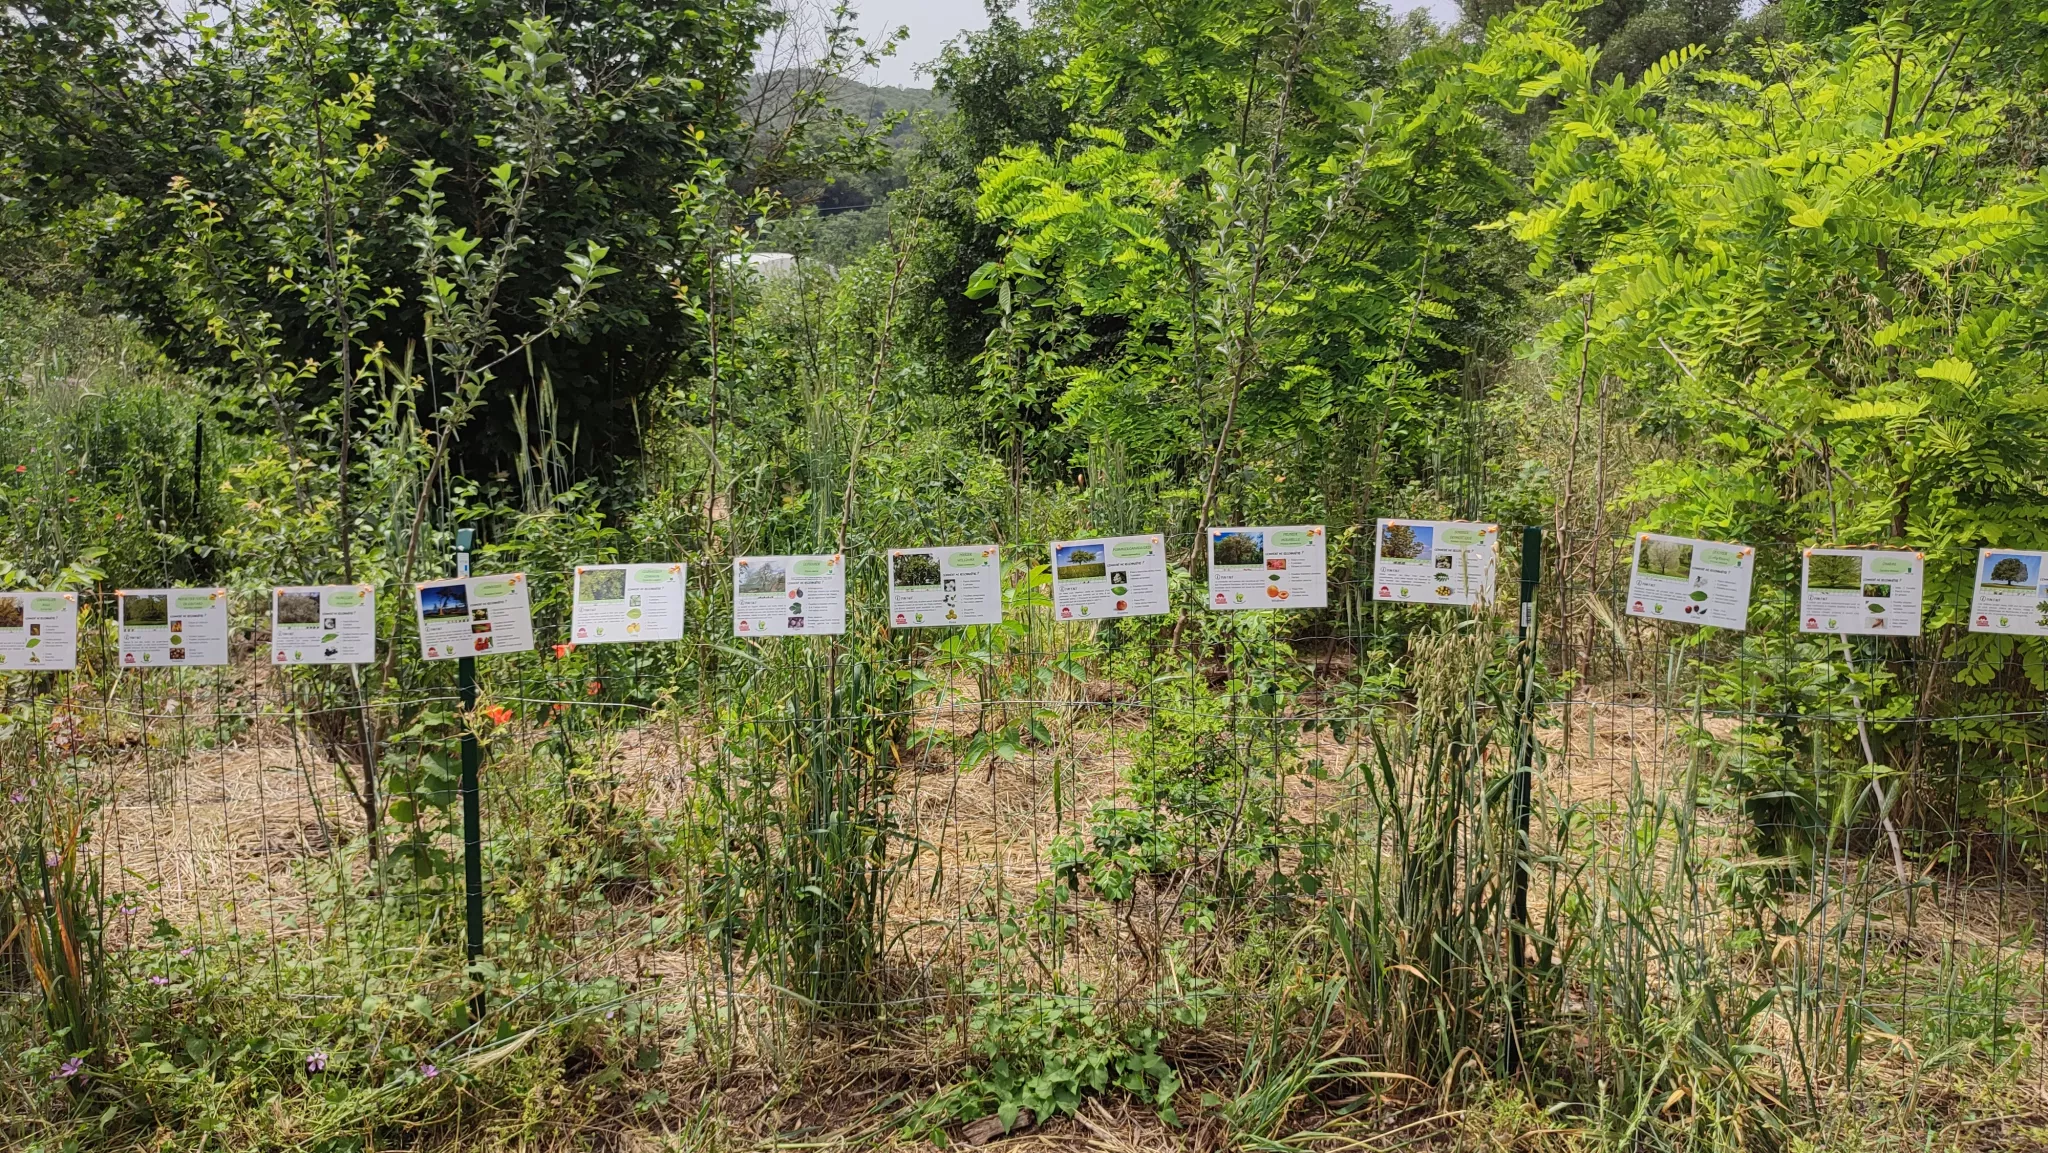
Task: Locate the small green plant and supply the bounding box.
[920,979,1184,1136]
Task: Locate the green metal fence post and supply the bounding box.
[455,528,485,1021]
[1508,524,1542,1069]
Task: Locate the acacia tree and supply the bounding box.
[1477,3,2048,851]
[968,0,1523,553]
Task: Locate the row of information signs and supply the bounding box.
[3,522,2047,671]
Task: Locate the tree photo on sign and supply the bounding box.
[891,551,942,588]
[1986,554,2036,588]
[1639,539,1693,580]
[1380,522,1428,561]
[1806,554,1864,592]
[1212,531,1265,567]
[737,561,788,595]
[1054,545,1106,580]
[578,569,627,602]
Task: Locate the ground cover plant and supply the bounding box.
[5,1,2048,1150]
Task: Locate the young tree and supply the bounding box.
[969,0,1524,540]
[0,0,774,475]
[155,10,617,867]
[1477,3,2048,851]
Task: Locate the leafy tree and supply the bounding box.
[892,550,943,586]
[1478,3,2048,850]
[1212,532,1264,566]
[0,0,776,475]
[1381,522,1423,561]
[1991,556,2030,586]
[968,0,1525,538]
[1464,0,1747,80]
[898,0,1076,456]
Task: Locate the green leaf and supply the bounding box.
[964,261,1003,299]
[1827,398,1925,422]
[1915,357,1978,387]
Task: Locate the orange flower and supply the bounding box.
[482,705,513,726]
[553,643,575,659]
[585,679,602,697]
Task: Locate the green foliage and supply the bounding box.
[698,648,920,1016]
[0,0,777,474]
[0,291,232,588]
[967,0,1526,525]
[1056,600,1326,915]
[1482,2,2048,852]
[919,980,1189,1135]
[1326,623,1520,1078]
[10,1,2048,1148]
[899,2,1075,405]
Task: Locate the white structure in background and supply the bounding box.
[724,252,798,280]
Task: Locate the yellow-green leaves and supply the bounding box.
[1487,0,2048,631]
[1915,358,1979,388]
[1827,398,1927,423]
[1784,195,1834,229]
[1636,44,1706,98]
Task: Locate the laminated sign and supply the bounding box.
[272,585,377,665]
[889,546,1002,628]
[1625,534,1755,630]
[1799,549,1923,636]
[572,563,687,644]
[1050,535,1170,621]
[1372,519,1499,607]
[733,555,845,636]
[1207,525,1327,609]
[1968,548,2048,635]
[0,591,79,670]
[415,574,534,660]
[119,588,229,667]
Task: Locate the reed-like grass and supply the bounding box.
[699,642,919,1019]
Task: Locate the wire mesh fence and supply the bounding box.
[6,534,2045,1137]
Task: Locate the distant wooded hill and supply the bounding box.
[758,74,947,261]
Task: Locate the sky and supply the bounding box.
[849,0,1467,87]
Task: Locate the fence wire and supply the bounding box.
[5,537,2046,1133]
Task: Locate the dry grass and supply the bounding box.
[62,667,2048,1150]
